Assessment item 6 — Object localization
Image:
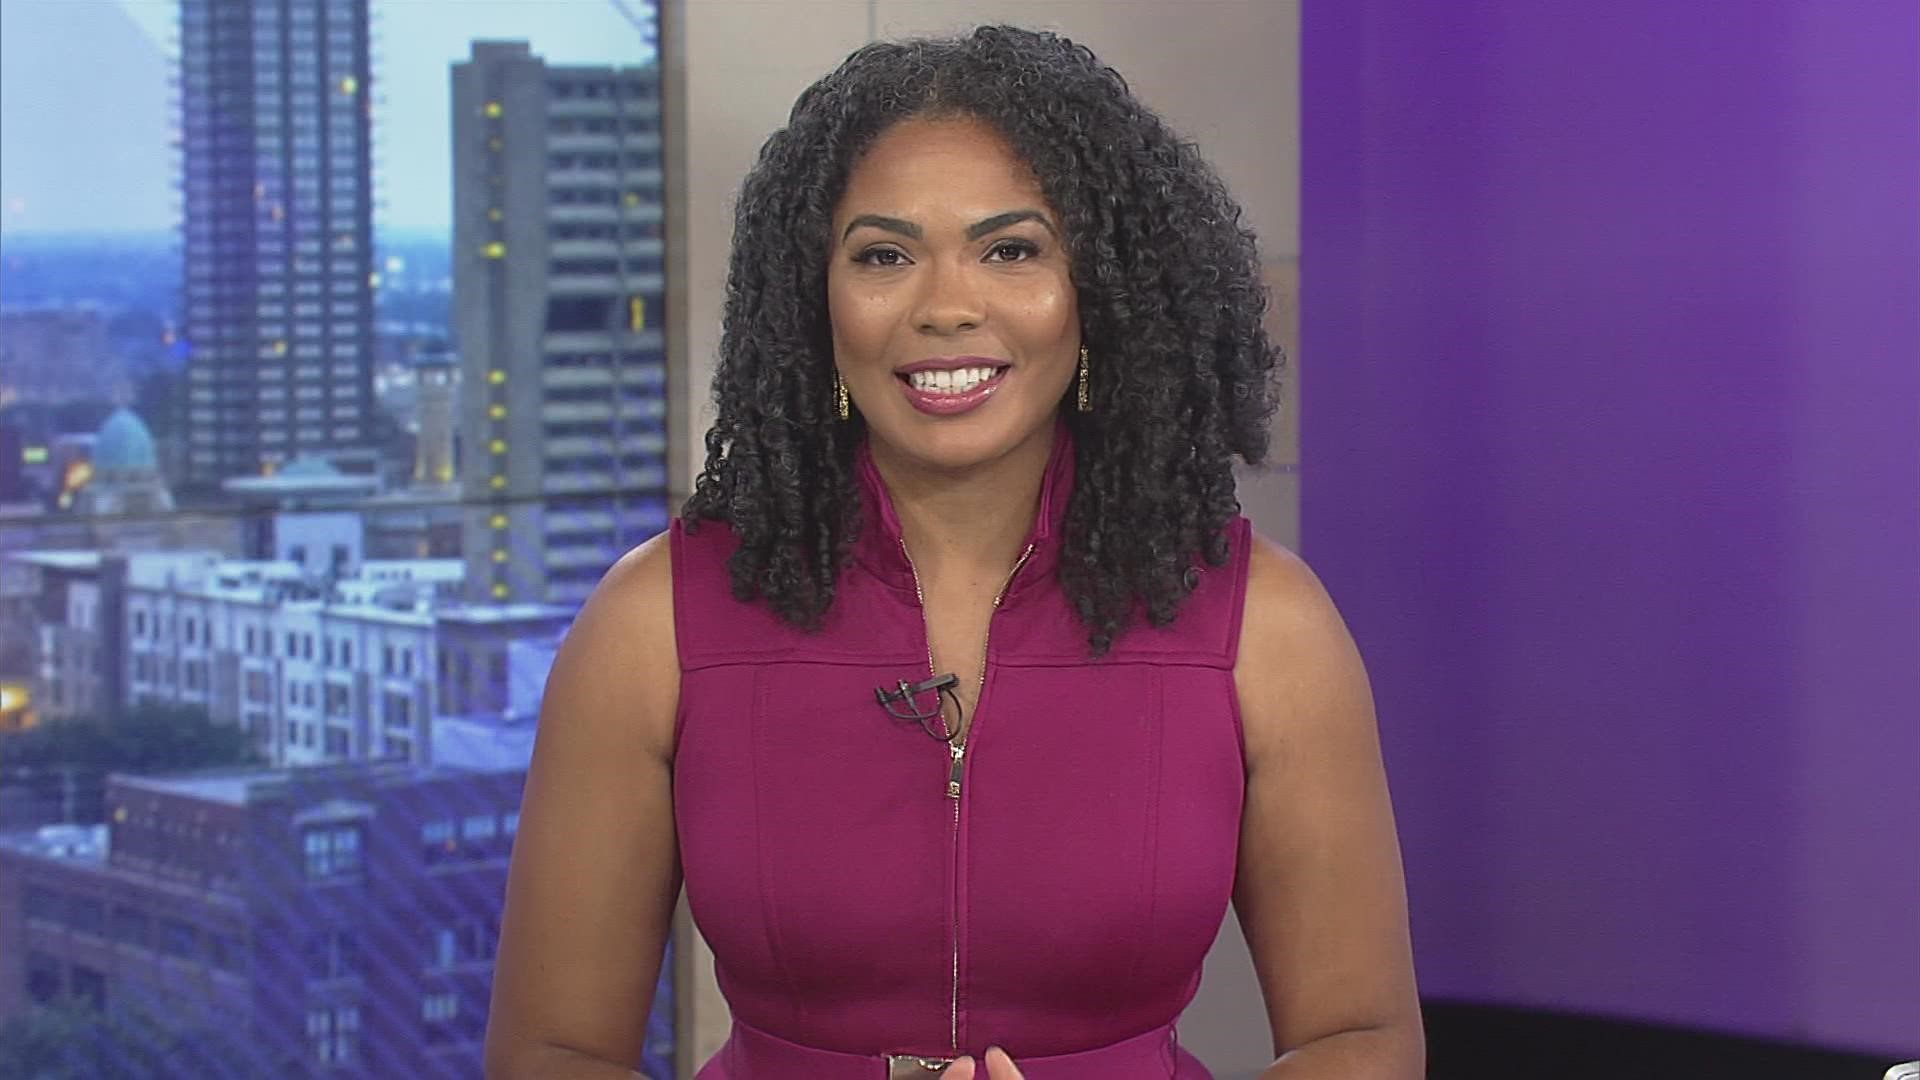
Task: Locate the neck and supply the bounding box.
[868,424,1056,587]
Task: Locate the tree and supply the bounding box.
[0,703,257,774]
[0,995,285,1080]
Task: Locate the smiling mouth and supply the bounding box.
[899,364,1008,395]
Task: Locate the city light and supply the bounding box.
[0,681,35,732]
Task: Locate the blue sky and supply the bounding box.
[0,0,654,235]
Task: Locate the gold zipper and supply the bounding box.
[897,536,1036,1055]
[946,542,1036,800]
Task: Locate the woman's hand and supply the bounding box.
[940,1047,1024,1079]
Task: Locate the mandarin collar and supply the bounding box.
[850,420,1074,606]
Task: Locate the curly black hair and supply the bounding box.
[683,24,1282,654]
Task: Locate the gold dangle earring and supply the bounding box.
[834,371,851,421]
[1076,345,1092,413]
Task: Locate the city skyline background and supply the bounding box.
[0,0,674,1073]
[0,0,655,235]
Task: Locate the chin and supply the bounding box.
[871,407,1054,474]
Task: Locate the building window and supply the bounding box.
[25,952,61,1004]
[113,907,151,948]
[303,929,360,980]
[160,918,198,960]
[384,691,412,729]
[207,932,245,973]
[462,813,497,846]
[307,1004,360,1066]
[69,965,106,1010]
[303,825,363,880]
[70,896,106,937]
[421,991,465,1044]
[24,885,60,923]
[324,726,350,756]
[422,819,455,863]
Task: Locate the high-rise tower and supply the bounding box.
[179,0,377,488]
[451,42,668,606]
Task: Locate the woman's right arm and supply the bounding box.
[484,534,682,1079]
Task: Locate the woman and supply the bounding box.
[486,25,1421,1080]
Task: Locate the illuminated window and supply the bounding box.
[337,75,358,95]
[628,296,646,332]
[488,404,507,420]
[491,550,507,564]
[483,101,502,118]
[489,476,507,490]
[482,242,506,259]
[488,439,507,455]
[489,514,508,529]
[487,370,506,385]
[491,584,509,599]
[487,208,502,222]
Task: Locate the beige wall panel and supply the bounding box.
[665,0,874,502]
[1239,257,1300,551]
[873,1,1299,258]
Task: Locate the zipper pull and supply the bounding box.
[946,742,966,799]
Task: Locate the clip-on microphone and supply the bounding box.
[875,673,961,741]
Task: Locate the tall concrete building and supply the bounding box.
[451,42,669,608]
[179,0,377,488]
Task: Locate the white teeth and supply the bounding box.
[907,365,1000,394]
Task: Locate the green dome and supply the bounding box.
[93,408,158,474]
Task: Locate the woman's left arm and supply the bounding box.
[1232,534,1424,1079]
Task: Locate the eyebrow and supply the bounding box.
[839,209,1057,243]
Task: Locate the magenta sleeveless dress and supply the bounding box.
[671,432,1252,1079]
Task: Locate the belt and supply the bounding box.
[706,1017,1185,1079]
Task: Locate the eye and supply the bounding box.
[985,239,1039,263]
[853,246,911,267]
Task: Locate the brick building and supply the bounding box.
[0,761,525,1077]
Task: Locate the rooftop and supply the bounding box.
[8,549,102,572]
[115,760,519,806]
[437,602,575,626]
[0,824,108,865]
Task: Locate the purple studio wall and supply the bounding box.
[1301,1,1919,1054]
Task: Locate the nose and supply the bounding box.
[912,258,985,336]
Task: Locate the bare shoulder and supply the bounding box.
[543,529,680,761]
[1234,531,1377,769]
[486,530,682,1074]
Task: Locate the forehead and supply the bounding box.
[835,116,1051,222]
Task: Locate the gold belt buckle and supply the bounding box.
[888,1054,954,1078]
